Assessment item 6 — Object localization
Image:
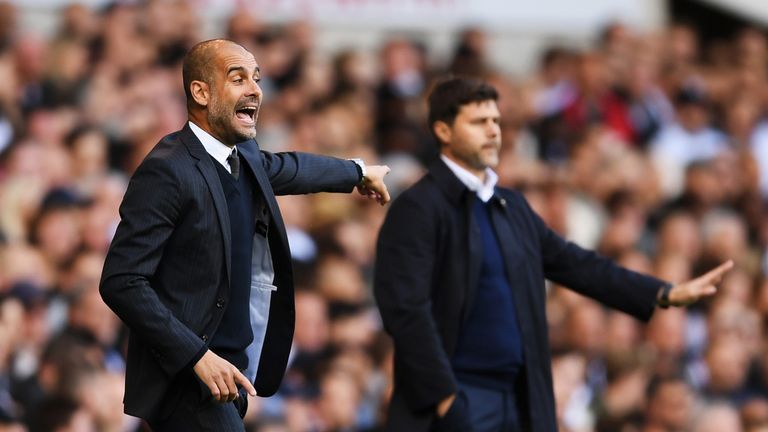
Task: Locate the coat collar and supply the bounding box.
[427,158,472,206]
[428,157,510,208]
[179,123,209,160]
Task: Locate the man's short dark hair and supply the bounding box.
[182,39,230,106]
[427,77,498,137]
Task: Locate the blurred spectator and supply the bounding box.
[0,2,764,430]
[562,52,634,143]
[625,53,675,147]
[697,336,751,404]
[315,367,361,432]
[530,46,577,118]
[693,403,744,432]
[593,350,651,431]
[448,27,490,77]
[644,375,695,431]
[375,38,431,161]
[650,86,728,198]
[741,398,768,432]
[27,395,95,432]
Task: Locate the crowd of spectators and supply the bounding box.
[0,1,767,431]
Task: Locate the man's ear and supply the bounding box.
[190,80,210,107]
[433,121,452,145]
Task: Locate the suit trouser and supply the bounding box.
[148,370,248,432]
[433,376,523,432]
[458,379,521,431]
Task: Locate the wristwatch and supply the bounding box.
[657,282,673,309]
[350,158,367,184]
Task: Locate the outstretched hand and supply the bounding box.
[357,164,391,205]
[193,350,256,403]
[666,260,734,307]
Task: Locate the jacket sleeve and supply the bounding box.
[525,196,662,321]
[374,193,457,413]
[260,151,361,195]
[99,156,206,377]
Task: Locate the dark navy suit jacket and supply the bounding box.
[374,159,664,431]
[100,124,360,420]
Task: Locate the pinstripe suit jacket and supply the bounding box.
[100,123,360,420]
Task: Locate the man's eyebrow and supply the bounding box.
[227,66,261,75]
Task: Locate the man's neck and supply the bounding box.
[188,115,233,148]
[442,153,486,183]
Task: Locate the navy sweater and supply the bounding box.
[451,197,524,387]
[210,156,256,370]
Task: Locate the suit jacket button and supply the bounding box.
[216,298,224,308]
[201,334,208,342]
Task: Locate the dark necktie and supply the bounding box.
[227,148,240,180]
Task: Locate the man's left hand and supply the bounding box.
[357,165,391,205]
[665,260,734,307]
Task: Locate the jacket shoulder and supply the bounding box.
[136,131,194,173]
[389,175,444,212]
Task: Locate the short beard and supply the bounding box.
[207,94,257,144]
[458,149,498,172]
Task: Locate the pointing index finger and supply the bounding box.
[235,369,257,397]
[699,260,734,282]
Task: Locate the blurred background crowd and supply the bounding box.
[0,0,768,431]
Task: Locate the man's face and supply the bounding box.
[440,100,501,174]
[652,381,693,429]
[207,44,262,144]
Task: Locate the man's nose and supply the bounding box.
[487,122,500,137]
[246,79,262,98]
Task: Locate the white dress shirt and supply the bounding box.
[440,154,498,202]
[189,121,237,174]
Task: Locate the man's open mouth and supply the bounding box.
[235,105,258,124]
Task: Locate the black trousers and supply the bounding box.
[148,370,248,432]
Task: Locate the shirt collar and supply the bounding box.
[440,154,498,202]
[188,121,235,173]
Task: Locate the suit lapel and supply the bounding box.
[237,140,289,251]
[178,124,232,284]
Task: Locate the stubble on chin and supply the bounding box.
[208,112,257,143]
[469,150,498,172]
[239,126,257,141]
[481,145,501,169]
[484,154,500,169]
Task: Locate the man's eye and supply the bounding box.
[233,78,243,83]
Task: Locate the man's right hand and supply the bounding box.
[193,350,257,402]
[356,164,392,206]
[436,393,456,417]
